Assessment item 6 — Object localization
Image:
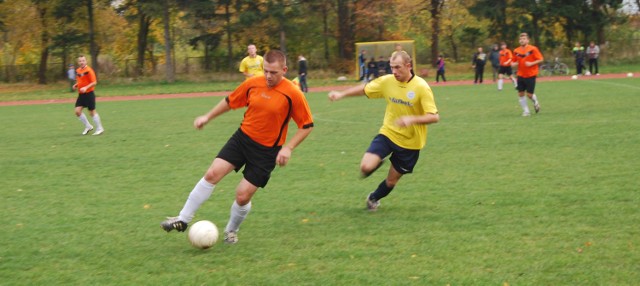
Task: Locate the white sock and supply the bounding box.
[78,113,92,128]
[92,114,104,130]
[530,94,539,105]
[225,200,252,233]
[498,79,503,90]
[512,77,518,87]
[178,178,215,223]
[519,96,530,113]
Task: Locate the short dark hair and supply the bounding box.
[264,50,287,66]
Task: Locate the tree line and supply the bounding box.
[0,0,637,84]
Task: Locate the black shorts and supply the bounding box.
[217,129,281,188]
[366,134,420,174]
[498,66,513,76]
[516,76,537,94]
[75,91,96,110]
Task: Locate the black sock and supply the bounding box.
[369,180,394,201]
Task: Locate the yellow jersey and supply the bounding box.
[364,74,438,150]
[239,55,264,77]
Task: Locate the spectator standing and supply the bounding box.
[358,50,367,81]
[489,44,501,82]
[586,41,600,75]
[366,57,379,81]
[435,55,446,83]
[472,47,487,84]
[67,64,76,92]
[572,42,585,75]
[298,54,308,93]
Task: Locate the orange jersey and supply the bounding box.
[513,44,543,78]
[226,75,314,147]
[499,48,514,67]
[75,65,96,93]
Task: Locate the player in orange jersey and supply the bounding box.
[512,33,543,116]
[161,50,314,244]
[497,41,517,91]
[73,55,104,135]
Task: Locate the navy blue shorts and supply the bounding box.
[216,129,280,188]
[366,134,420,174]
[75,91,96,110]
[517,76,536,94]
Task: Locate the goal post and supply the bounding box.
[355,40,416,80]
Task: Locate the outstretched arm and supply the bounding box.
[396,113,439,127]
[328,83,367,101]
[194,98,232,129]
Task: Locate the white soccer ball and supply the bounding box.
[571,75,578,80]
[628,72,634,78]
[585,71,591,76]
[188,220,219,249]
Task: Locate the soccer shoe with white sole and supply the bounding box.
[92,128,104,136]
[224,231,238,244]
[534,102,540,114]
[161,217,188,232]
[366,193,380,211]
[522,111,531,117]
[82,126,94,135]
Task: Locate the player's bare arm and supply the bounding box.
[395,113,439,127]
[276,126,314,166]
[328,83,366,101]
[80,81,96,93]
[194,98,232,129]
[525,59,543,67]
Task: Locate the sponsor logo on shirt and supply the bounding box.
[390,97,413,107]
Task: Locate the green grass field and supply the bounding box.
[1,77,639,285]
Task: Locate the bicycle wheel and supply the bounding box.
[540,64,551,77]
[557,63,569,75]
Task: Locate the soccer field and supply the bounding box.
[1,77,639,285]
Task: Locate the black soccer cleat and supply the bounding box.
[161,217,188,232]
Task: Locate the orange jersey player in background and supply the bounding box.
[511,33,543,117]
[497,41,517,91]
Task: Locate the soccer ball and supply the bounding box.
[188,220,219,249]
[585,71,591,76]
[571,75,578,80]
[628,72,634,78]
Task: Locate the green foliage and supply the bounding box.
[1,77,640,284]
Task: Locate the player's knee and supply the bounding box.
[360,162,376,174]
[235,193,252,206]
[203,170,222,184]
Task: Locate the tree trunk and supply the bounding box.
[163,0,174,83]
[224,2,233,72]
[322,1,329,61]
[136,14,151,77]
[336,0,354,60]
[448,33,459,62]
[430,0,444,67]
[37,6,49,85]
[87,0,98,73]
[279,28,286,55]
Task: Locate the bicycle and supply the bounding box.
[540,57,569,77]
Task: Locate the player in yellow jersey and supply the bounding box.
[239,44,264,78]
[328,50,439,211]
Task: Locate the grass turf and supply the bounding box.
[1,77,639,285]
